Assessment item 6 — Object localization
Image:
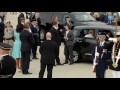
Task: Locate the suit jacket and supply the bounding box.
[40,40,57,65]
[50,27,61,46]
[36,17,41,28]
[63,21,74,30]
[64,30,74,46]
[20,30,33,52]
[0,23,4,42]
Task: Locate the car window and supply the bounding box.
[73,14,95,22]
[79,29,96,39]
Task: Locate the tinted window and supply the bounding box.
[73,13,95,22]
[80,29,96,39]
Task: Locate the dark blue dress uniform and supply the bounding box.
[0,43,16,78]
[95,42,108,78]
[30,19,39,59]
[93,32,108,78]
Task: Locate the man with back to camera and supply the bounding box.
[39,32,57,78]
[20,22,34,74]
[50,21,63,66]
[0,43,16,78]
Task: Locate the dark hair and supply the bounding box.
[66,25,71,30]
[65,17,70,21]
[16,24,24,32]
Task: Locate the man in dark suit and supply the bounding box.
[0,43,16,78]
[0,18,4,43]
[20,22,33,74]
[64,25,74,65]
[50,21,63,65]
[39,32,57,78]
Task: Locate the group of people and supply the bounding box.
[93,12,119,25]
[0,12,75,78]
[1,12,120,78]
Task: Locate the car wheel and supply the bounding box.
[73,51,82,63]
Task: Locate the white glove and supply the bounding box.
[95,52,99,57]
[109,38,117,43]
[93,61,97,65]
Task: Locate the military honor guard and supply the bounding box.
[109,32,120,78]
[93,31,108,78]
[30,19,39,59]
[0,43,16,78]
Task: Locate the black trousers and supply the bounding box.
[96,69,106,78]
[32,44,37,58]
[55,46,60,64]
[21,51,31,73]
[64,45,74,63]
[39,63,53,78]
[32,36,38,58]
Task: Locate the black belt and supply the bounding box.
[5,38,12,40]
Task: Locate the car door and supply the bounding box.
[79,29,97,61]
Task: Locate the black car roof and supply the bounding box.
[74,25,120,31]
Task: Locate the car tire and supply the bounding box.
[73,50,82,63]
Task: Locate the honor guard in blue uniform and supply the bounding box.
[93,31,108,78]
[30,19,39,59]
[0,43,16,78]
[109,32,120,78]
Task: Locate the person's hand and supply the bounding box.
[60,29,63,32]
[64,36,68,40]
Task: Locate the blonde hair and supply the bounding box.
[93,12,100,18]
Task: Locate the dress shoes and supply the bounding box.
[63,62,68,64]
[53,64,56,66]
[69,62,74,65]
[57,63,64,65]
[23,72,32,74]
